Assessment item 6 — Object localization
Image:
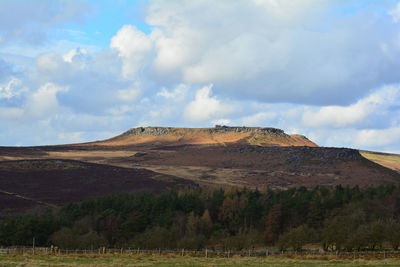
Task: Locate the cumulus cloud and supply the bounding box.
[110,25,153,77]
[31,50,140,115]
[26,83,68,118]
[62,47,88,63]
[302,85,400,128]
[101,0,400,105]
[184,84,234,123]
[0,77,26,99]
[0,81,67,123]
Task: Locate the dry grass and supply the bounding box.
[361,151,400,172]
[88,130,316,147]
[1,254,400,267]
[247,134,317,147]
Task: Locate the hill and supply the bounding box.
[90,126,318,147]
[0,125,399,213]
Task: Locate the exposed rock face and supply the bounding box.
[121,125,287,137]
[210,125,286,135]
[122,127,176,136]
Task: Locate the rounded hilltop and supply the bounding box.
[94,125,318,147]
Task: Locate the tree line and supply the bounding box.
[1,185,400,251]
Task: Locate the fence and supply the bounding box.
[1,247,400,259]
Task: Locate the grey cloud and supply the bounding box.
[31,50,140,115]
[136,0,400,106]
[0,0,91,45]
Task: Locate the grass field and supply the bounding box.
[1,254,400,267]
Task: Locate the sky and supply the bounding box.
[1,0,400,153]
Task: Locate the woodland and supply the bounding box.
[1,185,400,252]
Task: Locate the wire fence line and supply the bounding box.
[1,247,400,259]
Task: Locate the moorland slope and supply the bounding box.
[0,126,399,213]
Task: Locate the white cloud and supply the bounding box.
[0,107,24,119]
[36,53,63,72]
[102,0,400,105]
[240,112,277,126]
[0,81,68,123]
[110,25,152,77]
[389,2,400,23]
[156,84,188,102]
[63,47,88,63]
[27,83,68,118]
[57,131,84,144]
[212,119,231,126]
[0,77,25,99]
[302,85,400,128]
[184,84,234,122]
[117,88,141,102]
[355,127,400,148]
[252,0,323,20]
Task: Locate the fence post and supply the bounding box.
[266,249,268,257]
[205,248,208,258]
[181,248,185,256]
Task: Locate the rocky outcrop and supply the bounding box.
[120,125,287,137]
[121,127,176,136]
[209,125,286,135]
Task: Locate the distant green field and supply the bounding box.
[1,254,400,267]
